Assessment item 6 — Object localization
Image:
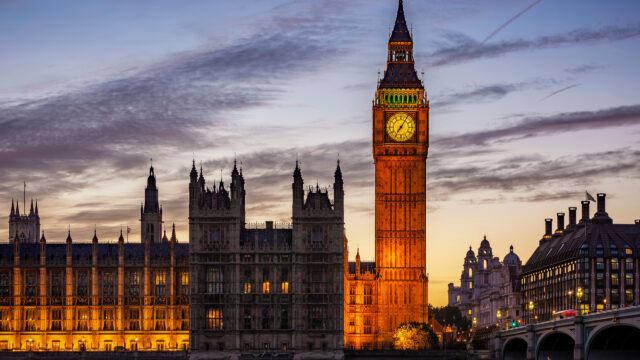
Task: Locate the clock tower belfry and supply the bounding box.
[373,0,429,339]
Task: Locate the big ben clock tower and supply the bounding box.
[373,0,429,339]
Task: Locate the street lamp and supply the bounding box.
[577,287,584,313]
[496,310,502,328]
[528,301,535,324]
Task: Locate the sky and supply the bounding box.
[1,0,640,306]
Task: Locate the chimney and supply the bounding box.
[266,221,274,230]
[596,193,606,214]
[581,201,590,223]
[544,218,553,237]
[568,207,577,228]
[556,213,565,233]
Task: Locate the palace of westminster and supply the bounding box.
[4,1,636,357]
[0,1,430,356]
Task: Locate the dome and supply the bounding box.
[503,245,521,266]
[465,246,476,260]
[480,235,490,248]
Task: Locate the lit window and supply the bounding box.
[262,281,271,294]
[127,309,140,331]
[155,272,166,285]
[181,272,189,286]
[207,308,223,331]
[364,285,373,305]
[155,271,167,297]
[103,309,114,331]
[0,310,10,331]
[24,309,37,331]
[50,309,63,331]
[281,281,289,294]
[154,309,166,331]
[76,309,89,331]
[243,282,252,294]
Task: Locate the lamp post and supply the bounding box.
[577,287,584,314]
[496,309,502,329]
[528,301,535,324]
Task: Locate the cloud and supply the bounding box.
[0,0,358,203]
[429,149,640,201]
[430,24,640,67]
[539,84,580,101]
[434,105,640,149]
[433,78,558,108]
[565,64,603,75]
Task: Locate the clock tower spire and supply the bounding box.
[373,0,429,341]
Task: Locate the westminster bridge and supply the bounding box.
[496,305,640,360]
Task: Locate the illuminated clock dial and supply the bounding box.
[386,112,416,142]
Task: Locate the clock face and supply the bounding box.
[386,112,416,142]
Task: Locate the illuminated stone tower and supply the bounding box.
[373,0,429,341]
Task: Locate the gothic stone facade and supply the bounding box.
[447,237,523,329]
[188,160,344,356]
[344,0,429,349]
[0,166,189,352]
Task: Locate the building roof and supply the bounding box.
[523,222,640,274]
[0,242,189,268]
[390,0,412,43]
[348,261,376,274]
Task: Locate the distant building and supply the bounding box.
[521,193,640,322]
[0,166,189,352]
[188,160,344,357]
[448,237,522,329]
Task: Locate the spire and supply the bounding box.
[170,223,177,242]
[293,159,302,180]
[118,228,125,243]
[10,199,14,216]
[334,158,343,180]
[15,200,20,216]
[34,199,38,215]
[162,229,168,243]
[92,228,98,243]
[190,159,198,183]
[66,228,72,243]
[29,199,34,216]
[40,231,46,243]
[390,0,412,43]
[198,164,205,186]
[232,157,239,176]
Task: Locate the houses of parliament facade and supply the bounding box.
[0,0,429,356]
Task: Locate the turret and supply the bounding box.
[162,229,169,243]
[355,248,361,276]
[170,223,177,243]
[292,160,304,213]
[141,164,162,244]
[333,159,344,215]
